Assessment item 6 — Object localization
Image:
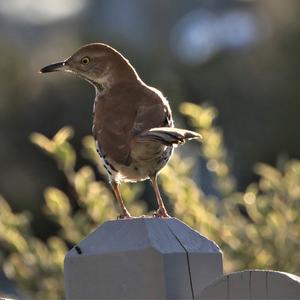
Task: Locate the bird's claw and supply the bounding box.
[153,208,171,218]
[117,212,133,220]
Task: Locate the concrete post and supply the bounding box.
[64,217,223,299]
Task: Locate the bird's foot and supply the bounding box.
[117,211,133,220]
[153,208,171,218]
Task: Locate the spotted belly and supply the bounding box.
[95,140,173,183]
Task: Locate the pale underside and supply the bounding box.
[96,139,173,183]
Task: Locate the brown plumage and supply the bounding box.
[40,43,201,218]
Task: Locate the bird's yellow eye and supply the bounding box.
[81,57,90,65]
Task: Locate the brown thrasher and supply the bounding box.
[40,43,201,218]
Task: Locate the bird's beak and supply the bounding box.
[39,61,67,73]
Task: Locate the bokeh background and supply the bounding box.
[1,0,300,298]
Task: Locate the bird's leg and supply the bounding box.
[110,181,132,219]
[150,175,170,218]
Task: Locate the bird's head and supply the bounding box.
[40,43,139,90]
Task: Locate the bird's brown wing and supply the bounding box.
[93,84,170,166]
[132,102,169,134]
[132,85,173,133]
[133,88,201,146]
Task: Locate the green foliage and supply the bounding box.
[1,103,300,299]
[0,195,66,299]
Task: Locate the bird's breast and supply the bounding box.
[95,138,173,183]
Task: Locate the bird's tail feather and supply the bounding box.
[137,127,202,146]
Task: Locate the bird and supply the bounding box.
[40,43,201,218]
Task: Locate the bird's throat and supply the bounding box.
[83,77,105,95]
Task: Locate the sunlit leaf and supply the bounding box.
[44,187,71,217]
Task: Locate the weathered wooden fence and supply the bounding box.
[64,218,300,299]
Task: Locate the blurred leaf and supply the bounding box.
[44,187,71,217]
[30,132,54,154]
[31,127,76,174]
[53,127,74,145]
